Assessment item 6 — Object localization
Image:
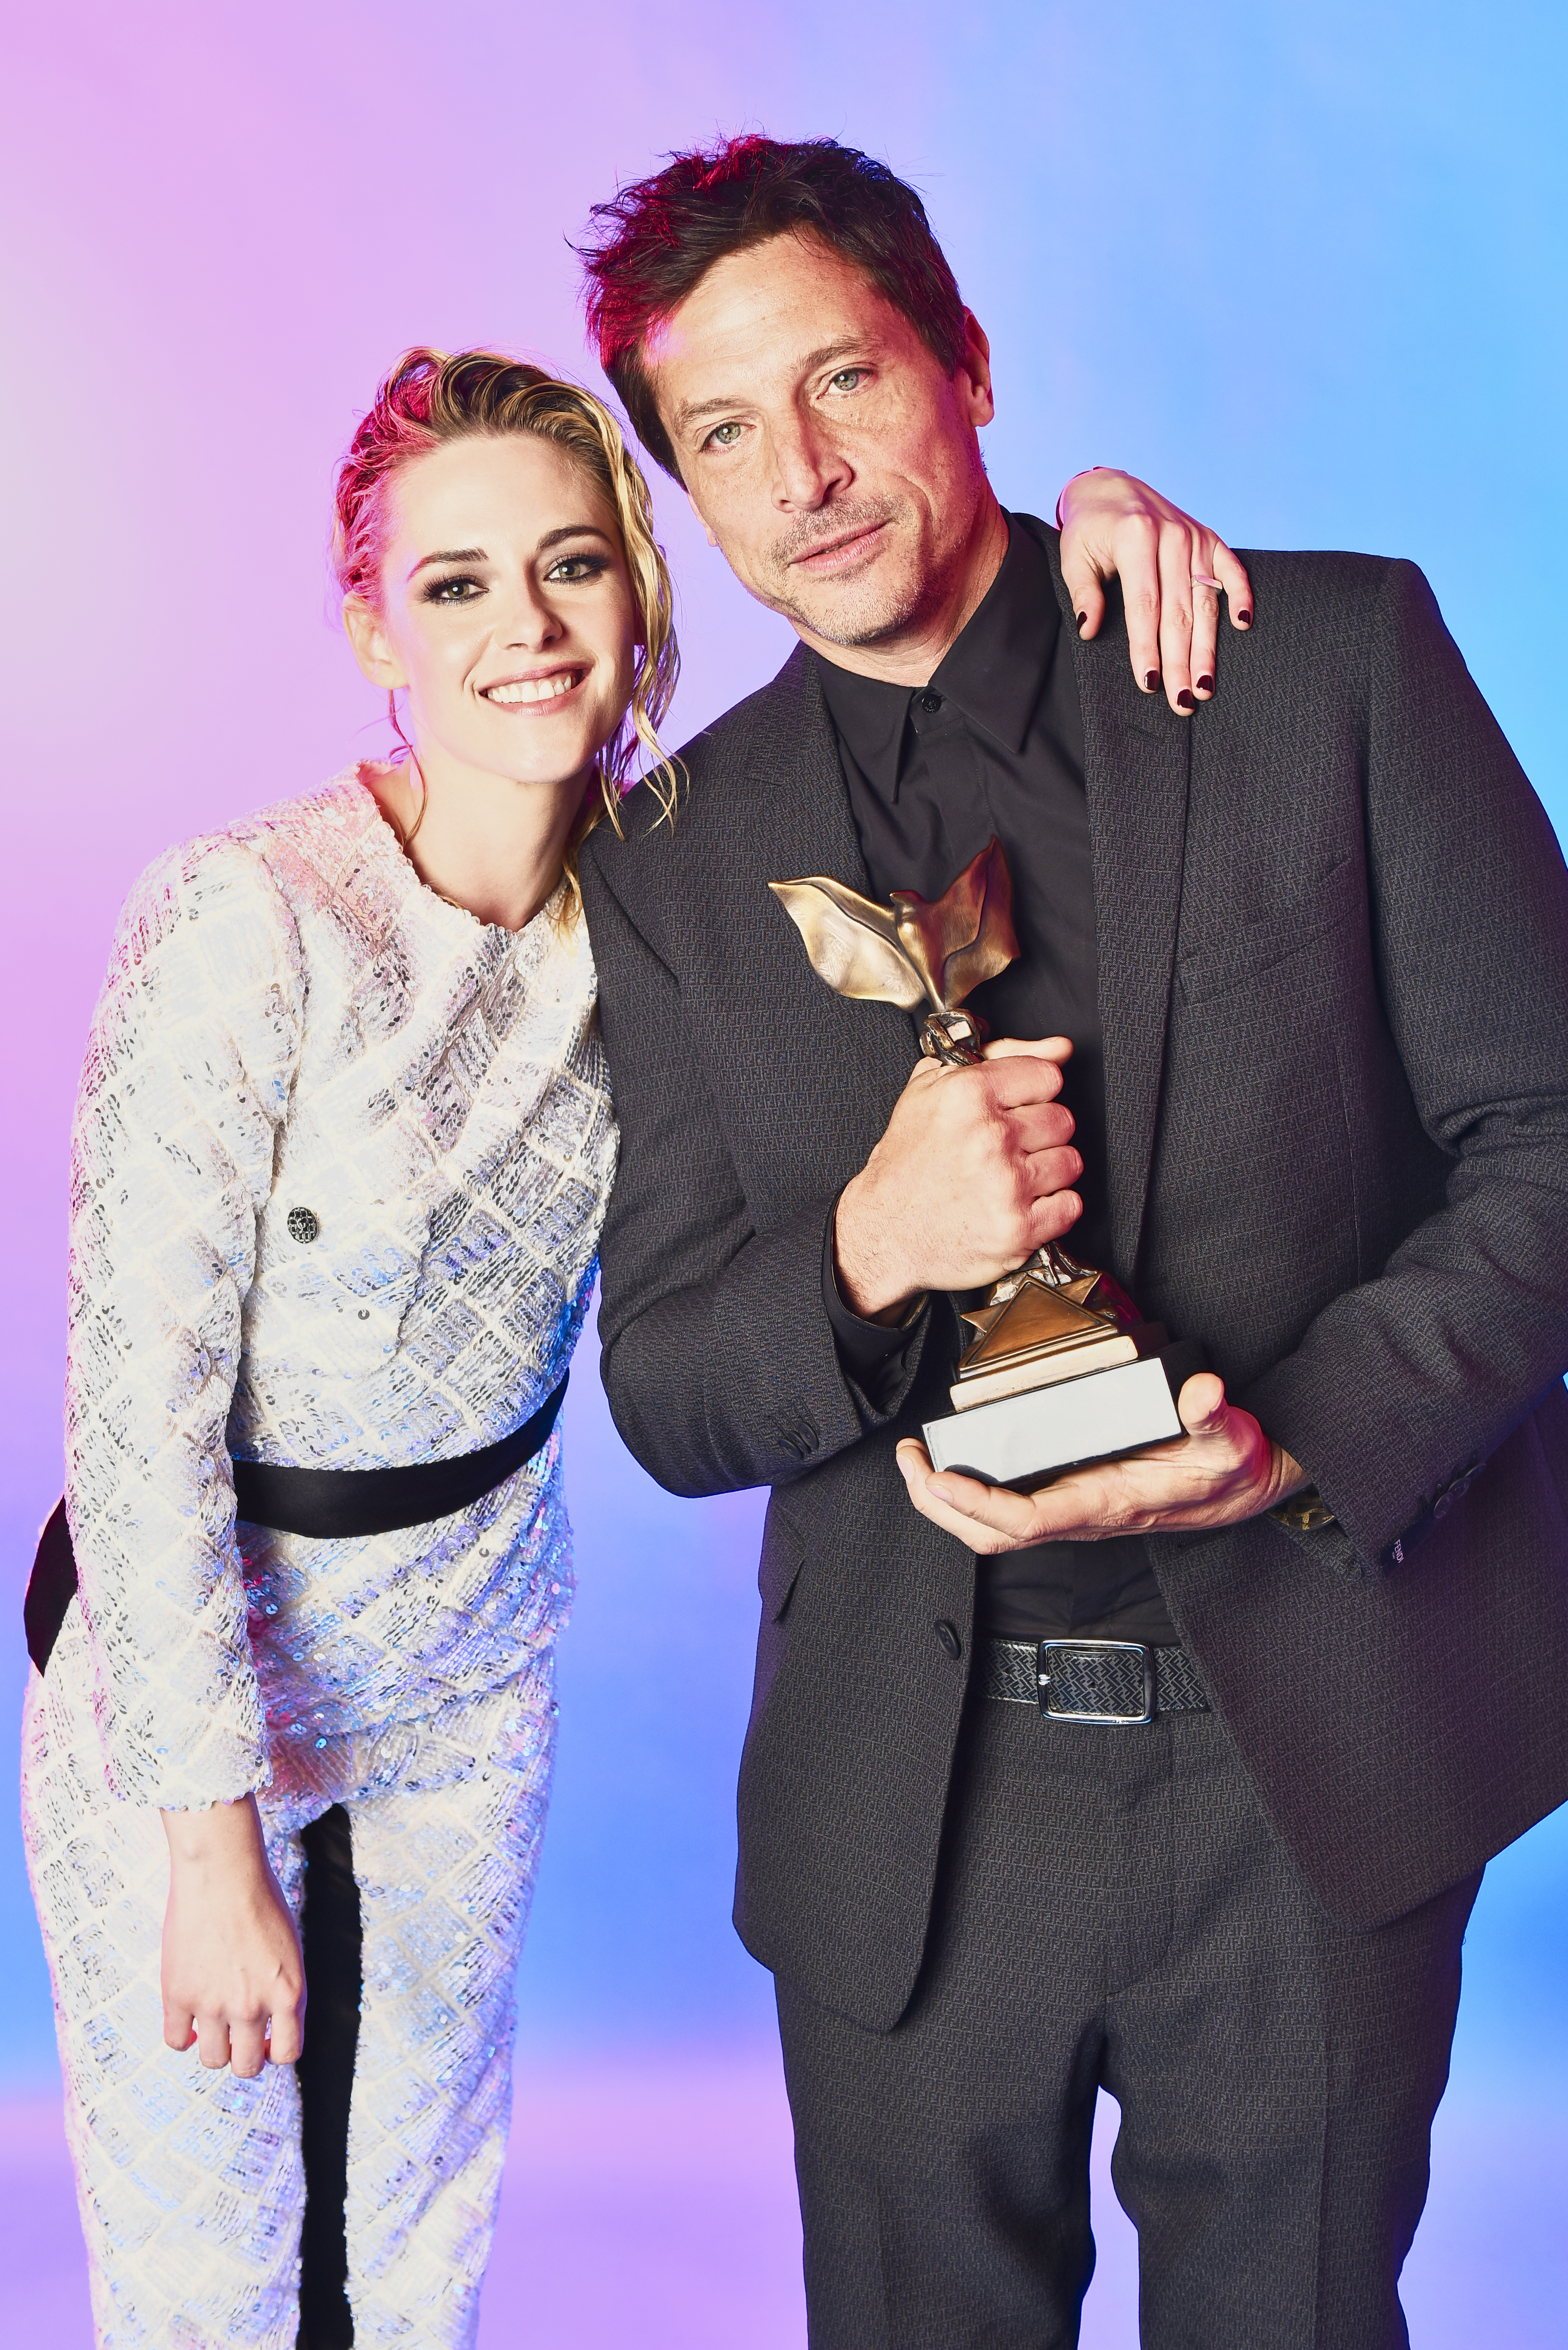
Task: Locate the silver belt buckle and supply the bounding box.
[1038,1638,1156,1727]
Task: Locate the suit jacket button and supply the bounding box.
[287,1207,321,1243]
[933,1619,962,1660]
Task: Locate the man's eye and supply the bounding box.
[424,576,482,604]
[705,421,745,450]
[828,369,866,393]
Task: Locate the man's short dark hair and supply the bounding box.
[578,135,968,480]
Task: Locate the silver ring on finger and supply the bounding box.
[1190,573,1223,591]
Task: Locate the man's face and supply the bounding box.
[645,232,996,651]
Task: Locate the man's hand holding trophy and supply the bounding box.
[772,839,1307,1550]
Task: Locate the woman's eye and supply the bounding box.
[424,576,482,604]
[705,421,745,450]
[545,555,608,584]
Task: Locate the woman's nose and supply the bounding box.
[498,585,562,648]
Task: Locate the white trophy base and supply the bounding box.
[922,1341,1208,1492]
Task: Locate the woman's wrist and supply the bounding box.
[160,1793,267,1873]
[1055,466,1112,529]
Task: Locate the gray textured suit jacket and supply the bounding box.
[580,524,1568,2033]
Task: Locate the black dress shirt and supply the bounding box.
[816,514,1179,1647]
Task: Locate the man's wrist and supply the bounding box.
[1269,1482,1337,1532]
[832,1182,921,1323]
[1259,1438,1336,1528]
[843,1283,926,1327]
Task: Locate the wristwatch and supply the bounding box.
[1270,1486,1337,1532]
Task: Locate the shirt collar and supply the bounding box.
[812,513,1059,780]
[928,514,1059,755]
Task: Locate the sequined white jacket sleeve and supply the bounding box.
[66,834,303,1809]
[63,776,615,1815]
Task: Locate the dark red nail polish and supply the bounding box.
[1077,611,1088,631]
[1196,674,1215,693]
[1144,669,1160,691]
[1236,608,1252,627]
[1177,689,1196,711]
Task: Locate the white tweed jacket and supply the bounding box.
[63,772,615,1814]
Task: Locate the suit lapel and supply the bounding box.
[1047,545,1192,1285]
[746,642,871,891]
[685,645,924,1200]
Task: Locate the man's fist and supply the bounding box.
[834,1037,1083,1322]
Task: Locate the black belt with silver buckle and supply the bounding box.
[981,1634,1211,1725]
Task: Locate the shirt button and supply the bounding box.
[287,1207,321,1243]
[919,691,943,714]
[933,1619,962,1660]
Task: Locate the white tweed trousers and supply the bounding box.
[21,1599,557,2350]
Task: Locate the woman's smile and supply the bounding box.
[482,665,588,708]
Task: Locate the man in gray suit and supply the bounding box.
[576,135,1568,2346]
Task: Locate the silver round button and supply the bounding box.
[286,1207,321,1244]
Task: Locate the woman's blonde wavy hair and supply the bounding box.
[331,346,681,914]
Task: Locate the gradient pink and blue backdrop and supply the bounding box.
[2,4,1566,2341]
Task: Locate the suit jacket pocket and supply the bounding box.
[759,1502,805,1623]
[1178,854,1359,1005]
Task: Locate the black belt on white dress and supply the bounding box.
[23,1376,567,1677]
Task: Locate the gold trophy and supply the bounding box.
[771,839,1205,1490]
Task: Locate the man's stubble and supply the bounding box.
[749,494,974,651]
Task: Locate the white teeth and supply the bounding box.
[486,672,581,705]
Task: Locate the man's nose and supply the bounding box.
[769,413,852,511]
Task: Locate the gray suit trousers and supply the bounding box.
[776,1689,1479,2350]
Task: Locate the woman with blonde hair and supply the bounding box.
[21,334,1231,2347]
[22,346,674,2350]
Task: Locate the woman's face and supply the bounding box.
[346,431,641,791]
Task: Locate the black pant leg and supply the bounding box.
[776,1694,1138,2349]
[774,1695,1475,2350]
[296,1803,363,2350]
[1104,1713,1478,2350]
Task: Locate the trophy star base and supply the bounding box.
[922,1339,1210,1494]
[949,1320,1169,1413]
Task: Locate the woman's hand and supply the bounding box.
[1055,469,1254,717]
[160,1794,305,2077]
